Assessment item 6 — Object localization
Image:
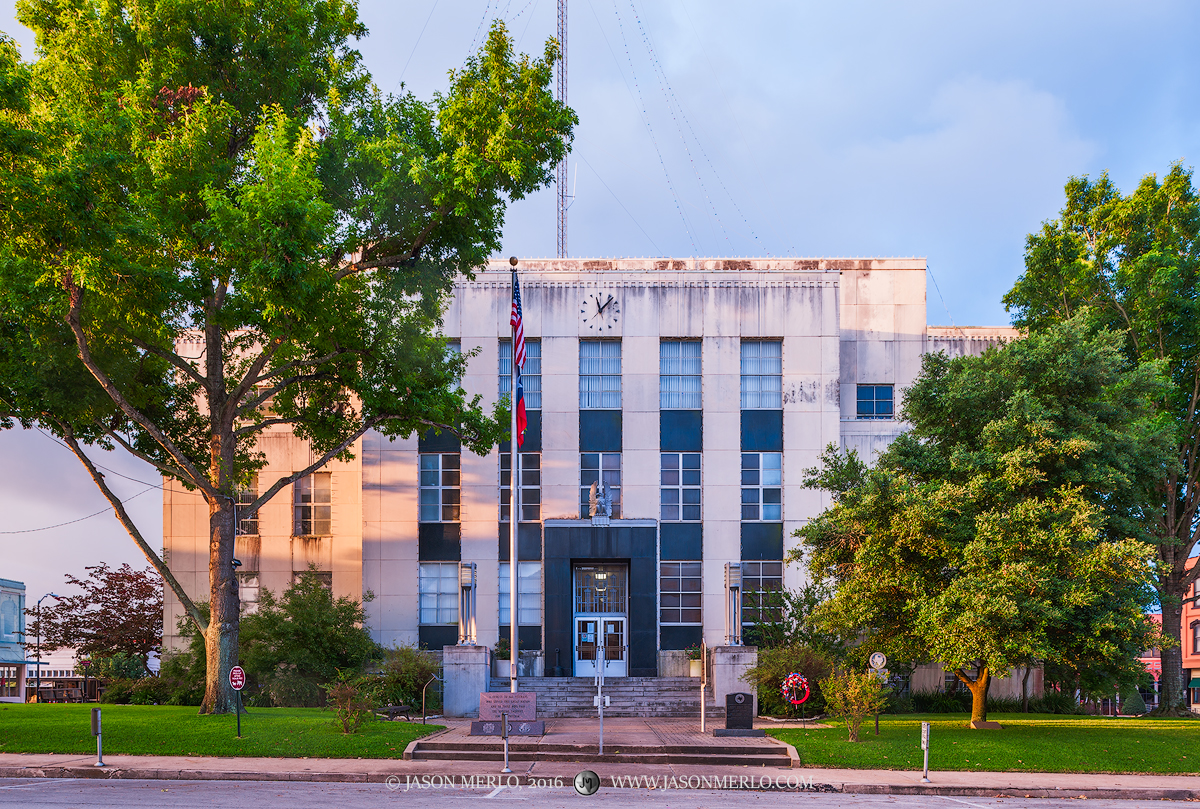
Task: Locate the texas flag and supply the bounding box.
[511,274,527,448]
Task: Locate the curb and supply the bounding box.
[3,766,1198,799]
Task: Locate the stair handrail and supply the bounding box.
[422,673,443,724]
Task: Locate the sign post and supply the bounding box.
[921,721,931,782]
[229,665,246,738]
[868,653,887,736]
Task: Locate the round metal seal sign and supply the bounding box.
[574,770,600,796]
[229,665,246,692]
[869,652,887,671]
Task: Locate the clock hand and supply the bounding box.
[598,295,613,314]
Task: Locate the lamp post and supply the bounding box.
[35,593,61,702]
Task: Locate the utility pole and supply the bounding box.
[556,0,568,258]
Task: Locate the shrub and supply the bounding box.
[985,696,1023,714]
[128,676,173,705]
[324,671,377,734]
[361,645,442,711]
[820,670,889,742]
[156,649,205,706]
[1030,690,1084,715]
[742,645,832,717]
[98,679,135,704]
[1121,686,1147,715]
[493,638,510,660]
[684,644,702,661]
[94,653,148,679]
[909,688,971,713]
[264,662,323,707]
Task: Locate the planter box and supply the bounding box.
[689,659,703,678]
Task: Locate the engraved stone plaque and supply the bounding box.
[478,691,537,721]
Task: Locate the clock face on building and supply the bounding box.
[581,292,620,330]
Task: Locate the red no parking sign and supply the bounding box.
[229,665,245,691]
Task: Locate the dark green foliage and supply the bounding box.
[741,645,831,716]
[797,318,1166,723]
[92,653,147,680]
[168,571,382,707]
[323,671,377,734]
[359,645,442,711]
[745,580,846,655]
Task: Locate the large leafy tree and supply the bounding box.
[1004,163,1200,715]
[796,320,1167,724]
[28,563,163,673]
[0,2,575,713]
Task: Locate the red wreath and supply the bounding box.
[781,672,810,705]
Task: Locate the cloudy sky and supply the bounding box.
[2,1,1198,604]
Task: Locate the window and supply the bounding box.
[501,452,541,522]
[237,572,260,614]
[419,563,459,625]
[499,562,543,626]
[580,452,621,518]
[419,453,461,522]
[857,384,894,420]
[235,475,258,536]
[741,452,782,521]
[741,561,783,624]
[1193,621,1200,656]
[500,340,542,409]
[660,340,701,409]
[292,570,332,591]
[661,453,701,521]
[741,340,782,409]
[580,340,621,408]
[293,472,331,535]
[660,562,702,624]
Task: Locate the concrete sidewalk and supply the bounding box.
[1,716,1197,801]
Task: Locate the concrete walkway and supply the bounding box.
[0,716,1196,801]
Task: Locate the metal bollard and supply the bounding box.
[91,707,105,767]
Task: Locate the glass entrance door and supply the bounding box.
[573,564,628,677]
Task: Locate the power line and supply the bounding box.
[578,154,663,255]
[395,0,441,91]
[0,485,158,534]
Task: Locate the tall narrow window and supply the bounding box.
[501,452,541,522]
[419,454,460,522]
[580,340,621,409]
[580,452,621,518]
[237,573,260,614]
[500,340,542,409]
[741,340,782,409]
[499,562,544,626]
[741,561,783,624]
[661,453,701,521]
[293,472,331,535]
[419,563,459,625]
[741,452,782,521]
[857,384,894,420]
[660,562,702,624]
[236,474,258,535]
[660,340,701,409]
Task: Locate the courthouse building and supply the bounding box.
[163,257,1014,677]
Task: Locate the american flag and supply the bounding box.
[510,274,525,370]
[511,273,527,447]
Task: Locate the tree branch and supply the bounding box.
[128,335,209,390]
[57,425,207,635]
[233,416,301,437]
[225,335,284,425]
[63,277,212,494]
[105,429,198,486]
[235,372,338,418]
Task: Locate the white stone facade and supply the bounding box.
[162,258,1016,669]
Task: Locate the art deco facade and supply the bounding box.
[163,258,1014,677]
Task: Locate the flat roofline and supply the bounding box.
[0,579,25,591]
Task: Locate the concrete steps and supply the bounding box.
[487,676,726,718]
[409,739,789,766]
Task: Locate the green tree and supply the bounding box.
[0,2,575,713]
[1004,162,1200,715]
[796,319,1166,725]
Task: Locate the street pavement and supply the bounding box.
[0,778,1190,808]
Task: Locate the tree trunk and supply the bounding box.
[1021,665,1032,713]
[1153,596,1189,717]
[199,497,239,714]
[956,666,990,725]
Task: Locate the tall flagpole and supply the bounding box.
[508,256,520,693]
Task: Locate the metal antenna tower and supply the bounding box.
[556,0,568,258]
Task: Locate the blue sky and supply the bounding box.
[2,1,1198,602]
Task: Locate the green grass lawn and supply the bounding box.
[769,713,1200,774]
[0,704,442,759]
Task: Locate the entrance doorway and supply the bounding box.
[573,564,627,677]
